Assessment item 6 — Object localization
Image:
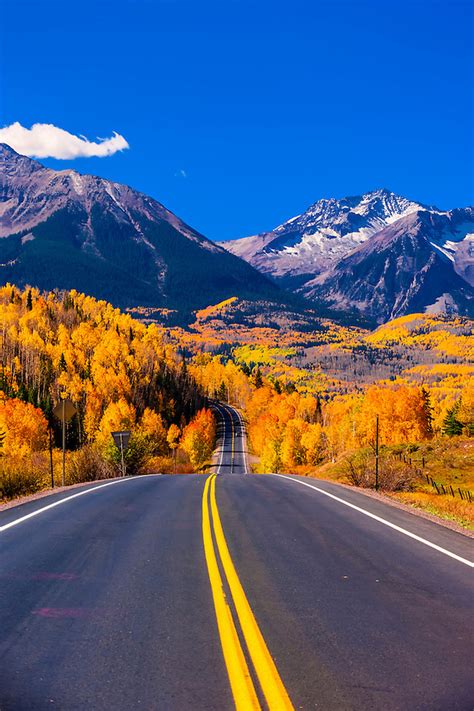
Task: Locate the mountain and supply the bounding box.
[221,189,474,323]
[0,143,282,318]
[302,211,473,323]
[221,190,426,283]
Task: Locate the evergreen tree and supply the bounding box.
[59,353,68,372]
[315,395,323,424]
[217,381,227,401]
[421,386,433,437]
[26,289,33,311]
[443,401,463,437]
[254,367,263,389]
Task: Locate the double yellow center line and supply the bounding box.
[202,474,294,710]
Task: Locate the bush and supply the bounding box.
[0,453,47,500]
[67,445,116,484]
[344,450,416,491]
[104,432,155,476]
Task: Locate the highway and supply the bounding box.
[210,400,249,475]
[0,403,472,710]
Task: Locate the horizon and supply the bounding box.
[1,0,472,241]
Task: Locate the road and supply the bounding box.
[0,403,472,710]
[210,400,249,475]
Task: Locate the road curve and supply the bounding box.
[0,403,472,709]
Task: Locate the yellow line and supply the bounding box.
[202,475,261,710]
[210,476,294,711]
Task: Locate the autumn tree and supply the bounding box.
[181,409,216,470]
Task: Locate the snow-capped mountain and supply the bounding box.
[0,143,281,314]
[302,210,474,323]
[220,189,474,322]
[221,190,428,281]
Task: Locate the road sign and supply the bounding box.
[112,431,131,450]
[112,431,131,477]
[53,399,78,487]
[53,399,77,422]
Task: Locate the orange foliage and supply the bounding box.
[0,398,48,455]
[181,408,217,470]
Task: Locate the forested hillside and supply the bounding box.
[0,285,216,498]
[186,305,473,527]
[1,285,472,528]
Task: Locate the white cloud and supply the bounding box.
[174,169,187,178]
[0,122,129,159]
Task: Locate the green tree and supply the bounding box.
[443,401,463,437]
[59,353,68,372]
[421,387,433,437]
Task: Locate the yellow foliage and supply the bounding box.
[181,408,217,470]
[0,398,48,456]
[96,398,136,446]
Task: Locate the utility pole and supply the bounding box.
[375,414,379,491]
[49,424,54,488]
[120,434,126,477]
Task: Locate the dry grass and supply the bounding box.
[389,491,474,530]
[300,436,473,530]
[0,447,118,502]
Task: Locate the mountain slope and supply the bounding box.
[220,189,474,322]
[221,189,427,283]
[0,144,282,316]
[302,211,473,323]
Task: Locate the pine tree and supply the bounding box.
[26,289,33,311]
[443,401,463,437]
[421,386,433,437]
[315,395,323,424]
[59,353,68,372]
[254,367,263,389]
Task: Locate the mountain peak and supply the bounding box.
[0,142,18,156]
[220,188,473,322]
[221,188,428,279]
[0,149,284,315]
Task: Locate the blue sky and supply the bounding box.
[1,0,472,240]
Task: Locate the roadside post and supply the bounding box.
[375,414,379,491]
[53,398,77,487]
[112,431,131,477]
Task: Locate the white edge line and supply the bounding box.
[0,476,148,533]
[273,474,474,568]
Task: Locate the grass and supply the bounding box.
[301,436,474,530]
[387,491,474,530]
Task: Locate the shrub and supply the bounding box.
[104,432,155,476]
[67,445,116,484]
[0,453,47,500]
[344,450,416,491]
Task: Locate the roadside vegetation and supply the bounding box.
[1,287,472,530]
[187,308,473,529]
[0,286,216,502]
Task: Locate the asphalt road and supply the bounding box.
[0,403,472,710]
[210,400,249,476]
